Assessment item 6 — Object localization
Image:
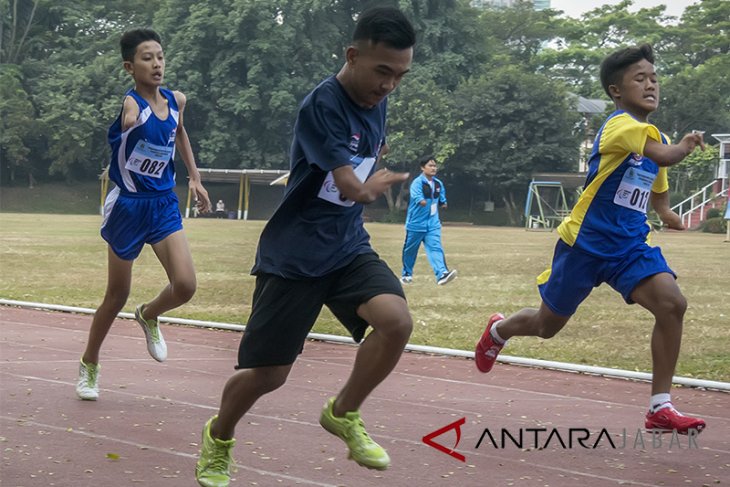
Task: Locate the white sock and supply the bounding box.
[490,320,506,345]
[650,393,672,413]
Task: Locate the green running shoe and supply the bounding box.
[195,416,235,487]
[319,396,390,470]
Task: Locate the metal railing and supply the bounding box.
[671,180,728,228]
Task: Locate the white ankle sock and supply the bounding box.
[650,393,672,413]
[490,320,506,344]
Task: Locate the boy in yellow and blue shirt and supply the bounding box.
[475,44,706,434]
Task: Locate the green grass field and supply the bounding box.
[1,213,728,382]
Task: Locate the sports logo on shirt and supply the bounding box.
[322,180,339,193]
[628,153,643,166]
[348,133,361,152]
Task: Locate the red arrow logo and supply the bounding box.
[422,417,466,462]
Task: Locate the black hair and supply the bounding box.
[600,43,655,99]
[418,155,436,168]
[353,7,416,50]
[120,29,162,62]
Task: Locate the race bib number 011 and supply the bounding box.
[125,140,173,179]
[614,167,655,213]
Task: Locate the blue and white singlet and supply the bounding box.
[107,88,179,194]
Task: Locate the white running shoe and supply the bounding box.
[135,304,167,362]
[76,359,100,400]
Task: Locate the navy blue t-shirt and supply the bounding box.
[251,76,387,278]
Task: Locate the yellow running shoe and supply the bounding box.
[319,397,390,470]
[195,416,235,487]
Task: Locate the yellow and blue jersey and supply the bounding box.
[557,110,669,259]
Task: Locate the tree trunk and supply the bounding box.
[502,192,520,226]
[395,180,408,210]
[383,186,394,211]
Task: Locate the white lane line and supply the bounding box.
[4,301,728,391]
[0,415,338,487]
[3,371,727,481]
[0,409,666,487]
[1,343,725,422]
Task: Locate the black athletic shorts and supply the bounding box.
[236,252,405,369]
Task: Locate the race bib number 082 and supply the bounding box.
[125,140,173,178]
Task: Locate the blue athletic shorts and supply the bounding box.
[537,239,676,316]
[100,187,183,260]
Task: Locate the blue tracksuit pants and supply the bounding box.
[401,228,448,280]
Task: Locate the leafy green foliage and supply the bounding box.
[652,55,730,137]
[669,144,720,196]
[1,0,728,221]
[0,65,37,181]
[701,216,727,234]
[447,65,580,221]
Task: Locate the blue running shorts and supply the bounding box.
[100,187,183,260]
[537,239,675,316]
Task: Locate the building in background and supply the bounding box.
[471,0,550,10]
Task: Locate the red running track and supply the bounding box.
[1,306,727,486]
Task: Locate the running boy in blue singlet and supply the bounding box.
[475,44,707,434]
[76,29,211,401]
[195,8,415,486]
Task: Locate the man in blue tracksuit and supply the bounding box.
[401,155,457,285]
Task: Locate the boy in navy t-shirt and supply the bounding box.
[196,7,416,485]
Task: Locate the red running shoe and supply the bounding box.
[645,405,706,435]
[475,313,506,373]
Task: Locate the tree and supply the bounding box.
[479,0,565,71]
[32,1,156,179]
[0,0,159,181]
[669,144,721,201]
[2,0,726,231]
[538,0,668,97]
[0,64,39,184]
[447,65,580,224]
[381,0,488,211]
[652,54,730,139]
[0,0,40,64]
[383,67,457,211]
[155,0,359,170]
[661,0,730,73]
[405,0,490,89]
